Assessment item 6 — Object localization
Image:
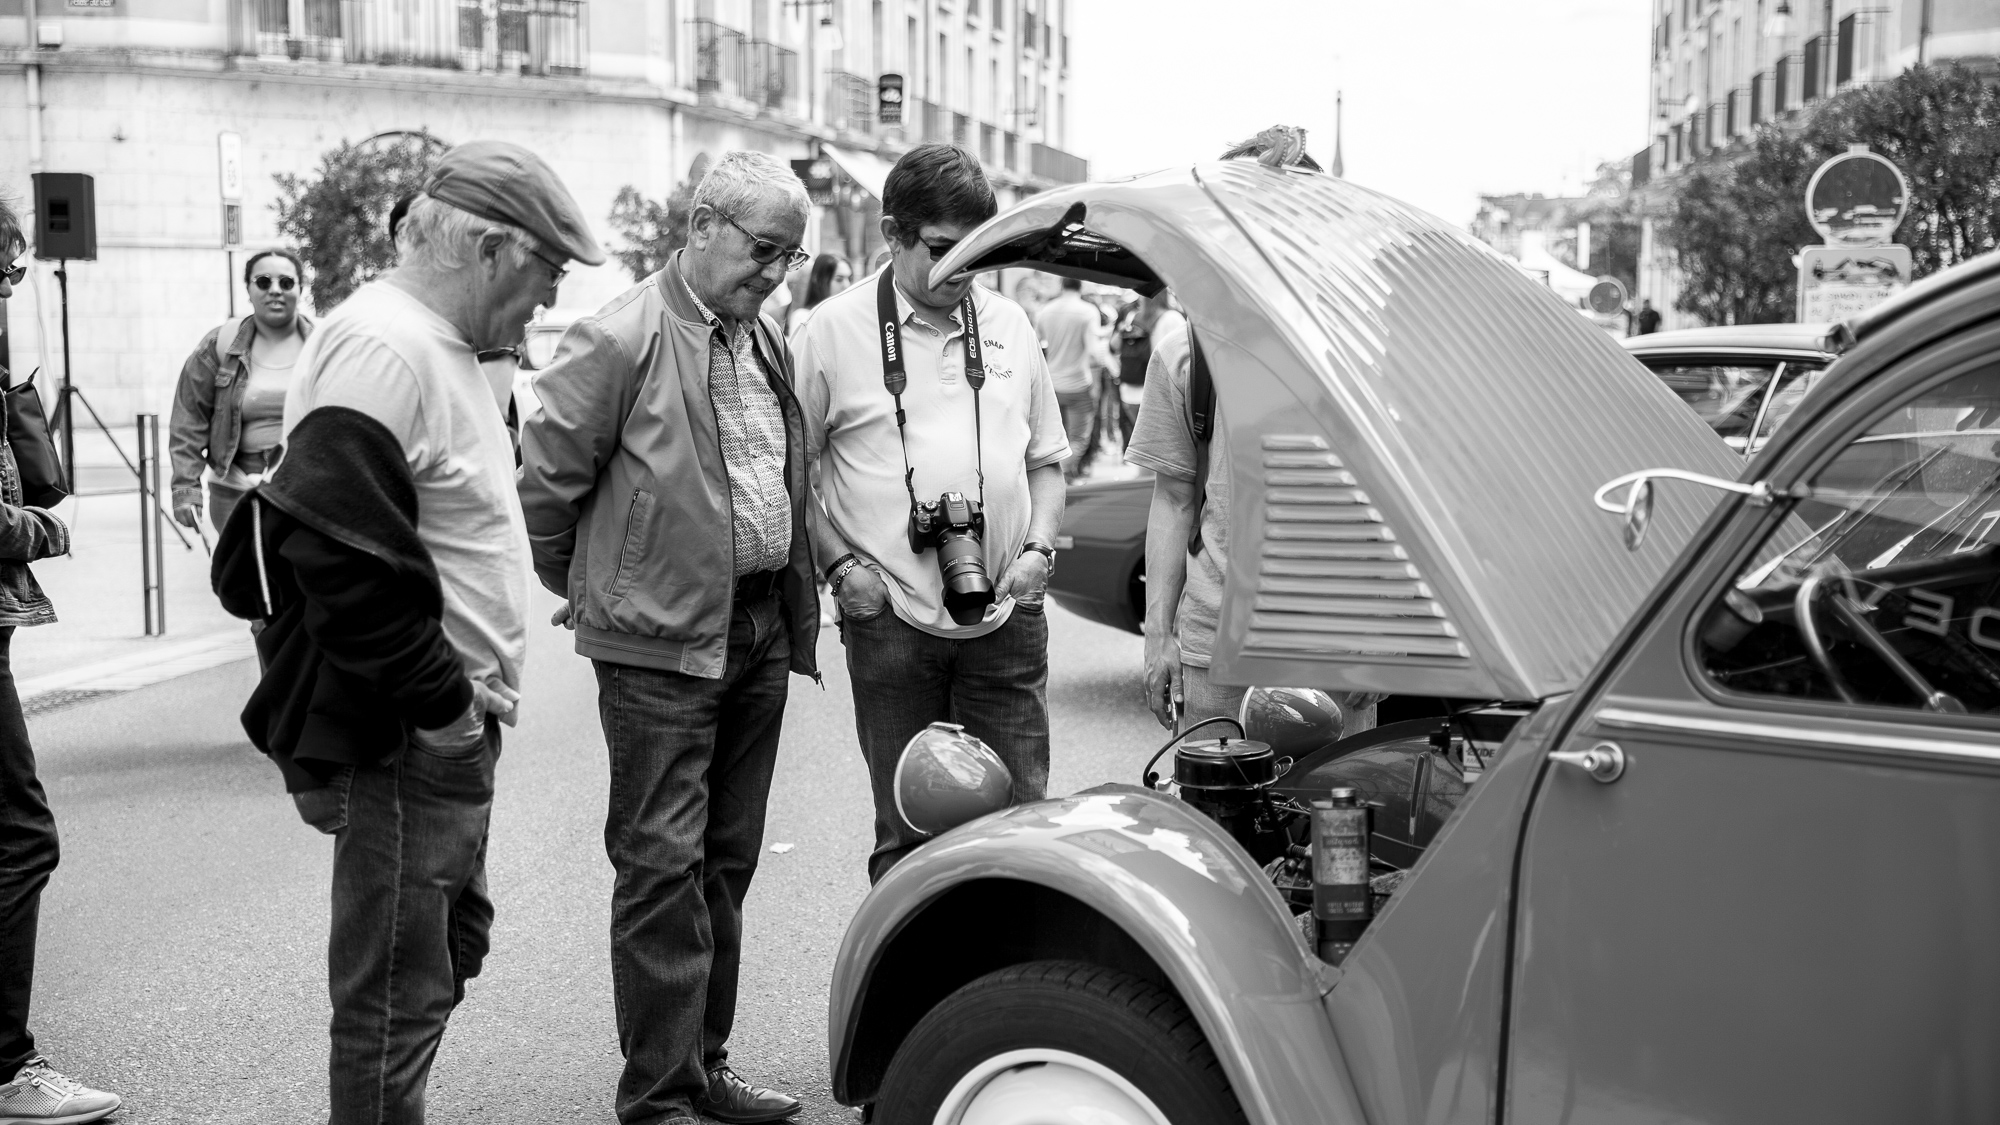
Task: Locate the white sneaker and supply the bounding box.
[0,1059,121,1124]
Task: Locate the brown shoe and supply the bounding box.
[695,1065,800,1124]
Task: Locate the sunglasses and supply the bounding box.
[2,263,24,285]
[253,274,298,293]
[718,211,811,271]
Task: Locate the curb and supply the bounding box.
[20,630,257,718]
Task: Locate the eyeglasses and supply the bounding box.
[888,217,962,262]
[2,263,25,285]
[718,211,811,271]
[528,247,568,291]
[253,274,298,293]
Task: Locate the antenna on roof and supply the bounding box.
[1331,91,1345,179]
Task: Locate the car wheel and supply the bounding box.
[873,960,1247,1125]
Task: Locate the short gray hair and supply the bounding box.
[691,151,810,226]
[395,193,541,271]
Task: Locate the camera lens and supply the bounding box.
[937,530,993,624]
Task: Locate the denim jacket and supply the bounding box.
[0,369,70,627]
[168,314,314,508]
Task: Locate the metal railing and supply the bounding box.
[827,68,876,133]
[1030,142,1088,183]
[746,39,798,112]
[235,0,586,75]
[691,18,747,97]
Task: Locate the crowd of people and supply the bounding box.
[0,128,1359,1125]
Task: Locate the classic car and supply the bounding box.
[826,159,2000,1125]
[1054,318,1842,637]
[1623,321,1840,456]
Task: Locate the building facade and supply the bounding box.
[0,0,1087,419]
[1635,0,2000,328]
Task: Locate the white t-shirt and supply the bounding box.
[796,273,1069,638]
[1034,291,1100,396]
[283,281,530,709]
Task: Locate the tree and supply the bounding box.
[273,131,446,312]
[1659,63,2000,324]
[605,181,699,282]
[1570,160,1644,297]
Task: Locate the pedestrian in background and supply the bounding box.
[517,150,816,1125]
[1115,290,1175,450]
[169,248,313,535]
[1636,298,1662,335]
[258,141,599,1125]
[787,252,853,336]
[795,143,1067,882]
[1035,277,1099,481]
[0,200,121,1125]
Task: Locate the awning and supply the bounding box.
[824,145,896,203]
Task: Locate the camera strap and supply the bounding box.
[877,267,987,513]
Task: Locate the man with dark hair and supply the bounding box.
[794,143,1068,881]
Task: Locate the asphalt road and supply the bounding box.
[25,591,1164,1124]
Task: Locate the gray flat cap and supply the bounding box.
[423,140,606,267]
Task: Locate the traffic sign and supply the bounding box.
[1804,145,1908,248]
[1587,277,1627,317]
[217,131,244,202]
[1797,243,1912,322]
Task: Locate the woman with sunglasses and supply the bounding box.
[168,248,313,534]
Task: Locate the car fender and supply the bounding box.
[828,783,1369,1125]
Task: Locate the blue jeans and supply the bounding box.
[593,592,790,1125]
[841,604,1051,882]
[295,722,499,1125]
[0,627,56,1084]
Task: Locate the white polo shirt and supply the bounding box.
[795,271,1069,638]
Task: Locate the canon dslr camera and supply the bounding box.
[909,491,993,625]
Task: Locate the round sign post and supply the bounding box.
[1797,145,1913,323]
[1587,277,1627,317]
[1804,145,1910,248]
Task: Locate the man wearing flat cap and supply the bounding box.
[518,150,815,1125]
[263,139,602,1125]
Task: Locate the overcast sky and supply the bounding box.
[1068,0,1652,226]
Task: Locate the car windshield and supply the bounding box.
[1647,362,1781,448]
[1742,364,2000,590]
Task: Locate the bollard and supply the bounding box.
[135,413,166,635]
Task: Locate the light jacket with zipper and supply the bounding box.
[517,251,819,680]
[169,313,315,508]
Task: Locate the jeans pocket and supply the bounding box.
[293,767,352,834]
[410,719,487,760]
[1016,599,1046,615]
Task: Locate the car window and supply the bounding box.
[1754,363,1828,446]
[1700,362,2000,716]
[1646,362,1781,449]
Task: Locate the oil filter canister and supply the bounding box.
[1312,787,1372,963]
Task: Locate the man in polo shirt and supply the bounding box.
[517,151,816,1125]
[281,140,602,1125]
[795,143,1068,882]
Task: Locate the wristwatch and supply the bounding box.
[1021,540,1056,575]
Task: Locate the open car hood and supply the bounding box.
[937,162,1741,700]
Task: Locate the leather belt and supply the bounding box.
[733,568,783,604]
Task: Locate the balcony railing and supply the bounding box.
[1030,142,1087,184]
[691,18,747,98]
[827,69,875,134]
[746,39,798,113]
[234,0,585,75]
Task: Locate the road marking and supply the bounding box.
[20,630,257,717]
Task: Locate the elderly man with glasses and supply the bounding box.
[517,150,818,1125]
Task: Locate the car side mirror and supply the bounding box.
[1593,469,1786,552]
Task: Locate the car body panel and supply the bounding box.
[826,785,1369,1125]
[1048,475,1151,632]
[940,162,1741,698]
[1505,254,2000,1123]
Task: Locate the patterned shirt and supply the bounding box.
[680,275,792,576]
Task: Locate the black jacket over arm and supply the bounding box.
[212,405,472,792]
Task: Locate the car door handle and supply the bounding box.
[1548,741,1626,783]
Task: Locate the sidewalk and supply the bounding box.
[13,430,252,711]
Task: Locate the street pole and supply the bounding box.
[55,261,73,494]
